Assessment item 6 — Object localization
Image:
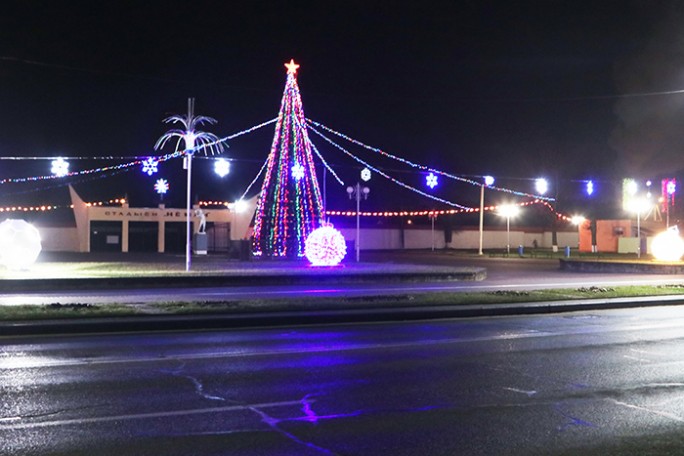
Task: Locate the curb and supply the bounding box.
[4,294,684,336]
[0,268,486,292]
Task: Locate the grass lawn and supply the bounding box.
[3,284,684,321]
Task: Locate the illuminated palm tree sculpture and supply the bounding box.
[155,97,225,271]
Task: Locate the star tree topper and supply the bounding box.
[284,59,300,74]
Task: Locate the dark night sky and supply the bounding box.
[1,1,684,218]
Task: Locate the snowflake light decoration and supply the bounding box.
[154,178,169,195]
[426,172,438,189]
[141,157,159,176]
[305,225,347,266]
[51,158,69,177]
[291,163,305,180]
[214,158,230,178]
[361,168,371,182]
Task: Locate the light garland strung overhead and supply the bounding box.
[307,123,472,209]
[306,119,555,202]
[0,118,277,186]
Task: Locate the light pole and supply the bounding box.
[478,175,494,255]
[347,182,370,262]
[629,197,650,258]
[498,204,520,255]
[155,98,224,271]
[429,211,437,251]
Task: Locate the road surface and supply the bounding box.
[3,304,684,454]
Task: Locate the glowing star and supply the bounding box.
[141,157,158,176]
[305,225,347,266]
[154,179,169,195]
[292,163,305,180]
[0,219,41,270]
[284,59,300,74]
[426,172,438,189]
[214,158,230,178]
[651,227,684,261]
[361,168,371,182]
[51,158,69,177]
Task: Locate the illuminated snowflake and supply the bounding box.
[214,158,230,178]
[51,158,69,177]
[142,157,159,176]
[291,163,305,180]
[426,172,438,189]
[154,179,169,195]
[361,168,371,182]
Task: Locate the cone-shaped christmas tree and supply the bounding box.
[252,60,324,258]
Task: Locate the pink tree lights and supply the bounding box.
[252,60,324,258]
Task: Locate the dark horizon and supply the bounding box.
[1,1,684,222]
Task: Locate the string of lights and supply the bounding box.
[307,123,473,209]
[294,115,344,186]
[252,60,324,258]
[0,198,126,213]
[0,118,279,186]
[306,119,556,202]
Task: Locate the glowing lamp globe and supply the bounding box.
[305,225,347,266]
[651,228,684,262]
[0,219,42,269]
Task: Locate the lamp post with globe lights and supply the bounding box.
[347,168,371,262]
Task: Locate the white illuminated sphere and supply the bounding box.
[0,220,42,269]
[651,228,684,262]
[305,225,347,266]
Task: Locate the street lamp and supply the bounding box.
[497,204,520,255]
[478,175,494,255]
[429,211,437,251]
[347,181,370,262]
[628,197,651,258]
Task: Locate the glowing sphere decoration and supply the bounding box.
[0,219,42,270]
[305,225,347,266]
[651,227,684,262]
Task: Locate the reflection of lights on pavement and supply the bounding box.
[651,228,684,261]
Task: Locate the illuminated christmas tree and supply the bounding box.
[252,60,324,258]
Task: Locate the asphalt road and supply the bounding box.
[3,305,684,455]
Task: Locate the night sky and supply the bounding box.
[1,1,683,221]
